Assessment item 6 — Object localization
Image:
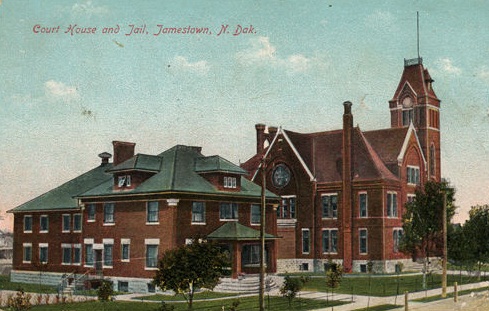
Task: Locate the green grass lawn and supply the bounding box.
[0,275,57,294]
[135,291,237,301]
[302,273,489,297]
[29,296,347,311]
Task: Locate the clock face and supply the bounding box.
[272,164,291,188]
[402,96,413,108]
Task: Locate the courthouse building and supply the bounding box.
[241,58,441,273]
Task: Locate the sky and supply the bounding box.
[1,0,489,231]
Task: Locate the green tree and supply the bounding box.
[97,279,114,302]
[325,260,343,303]
[400,180,456,289]
[448,223,476,273]
[462,205,489,278]
[153,239,230,309]
[279,275,309,306]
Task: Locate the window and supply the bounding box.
[242,244,262,266]
[62,244,71,265]
[118,175,131,187]
[146,201,159,224]
[103,203,115,224]
[322,194,338,218]
[73,214,82,232]
[62,214,71,232]
[359,229,368,254]
[39,244,48,263]
[359,193,368,218]
[73,244,81,265]
[191,202,205,224]
[145,240,159,269]
[24,215,32,233]
[387,192,398,217]
[40,215,49,233]
[121,239,130,262]
[402,109,414,126]
[223,176,237,188]
[87,204,96,222]
[302,229,310,254]
[278,196,296,219]
[407,166,420,185]
[85,244,93,266]
[103,242,113,267]
[407,194,415,203]
[118,281,129,292]
[430,145,436,177]
[23,243,32,263]
[393,229,403,253]
[251,204,261,225]
[322,229,338,253]
[220,203,238,220]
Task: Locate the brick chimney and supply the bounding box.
[342,101,354,272]
[112,141,136,166]
[255,123,266,154]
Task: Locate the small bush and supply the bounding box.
[97,280,114,302]
[7,289,32,311]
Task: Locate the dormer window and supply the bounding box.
[223,176,237,189]
[402,96,414,126]
[118,175,131,188]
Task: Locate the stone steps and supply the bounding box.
[214,275,282,294]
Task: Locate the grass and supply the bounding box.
[301,273,489,296]
[29,296,347,310]
[0,275,57,294]
[352,304,400,311]
[135,291,238,301]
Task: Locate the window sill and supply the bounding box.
[321,217,338,220]
[322,252,338,255]
[23,231,32,234]
[40,231,48,234]
[220,219,239,222]
[103,223,115,226]
[145,222,160,225]
[121,259,130,263]
[61,263,71,265]
[62,230,71,233]
[191,222,206,225]
[84,264,94,268]
[87,219,95,223]
[103,266,113,269]
[145,267,158,271]
[73,230,82,233]
[22,261,31,264]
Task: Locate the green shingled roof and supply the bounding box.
[195,155,247,174]
[78,145,278,199]
[9,164,113,212]
[207,222,278,240]
[108,154,162,172]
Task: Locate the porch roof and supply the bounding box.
[207,222,278,241]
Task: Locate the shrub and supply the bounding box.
[7,289,32,311]
[97,280,114,302]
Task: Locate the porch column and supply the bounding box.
[232,242,242,279]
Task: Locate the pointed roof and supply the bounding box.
[9,164,113,212]
[207,222,278,240]
[391,59,438,101]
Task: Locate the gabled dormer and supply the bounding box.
[194,155,247,192]
[108,150,162,190]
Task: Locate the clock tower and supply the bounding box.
[389,57,441,181]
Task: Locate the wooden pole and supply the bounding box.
[259,159,266,311]
[454,282,458,302]
[442,191,447,298]
[404,291,409,311]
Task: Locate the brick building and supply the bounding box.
[241,58,441,273]
[9,143,279,292]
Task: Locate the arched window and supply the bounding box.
[430,144,436,177]
[402,96,414,126]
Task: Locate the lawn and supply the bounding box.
[135,291,237,301]
[0,275,57,294]
[29,296,347,310]
[301,273,489,297]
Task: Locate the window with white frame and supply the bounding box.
[277,196,296,219]
[359,192,368,218]
[393,229,403,253]
[407,166,420,185]
[359,229,368,254]
[121,239,130,262]
[103,203,115,224]
[223,176,237,188]
[322,194,338,218]
[39,243,48,264]
[302,229,310,254]
[40,215,49,233]
[87,204,96,222]
[117,175,131,188]
[219,203,238,220]
[73,244,81,265]
[62,214,71,232]
[84,239,93,267]
[23,243,32,263]
[322,229,338,253]
[62,244,71,265]
[73,214,82,232]
[251,204,261,225]
[191,202,205,224]
[387,192,398,217]
[103,239,114,267]
[24,215,32,233]
[145,239,159,269]
[146,201,159,224]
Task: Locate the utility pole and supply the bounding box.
[259,158,267,311]
[442,190,447,298]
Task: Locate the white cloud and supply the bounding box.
[237,37,324,74]
[72,1,108,16]
[436,57,462,75]
[172,56,209,74]
[44,80,80,101]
